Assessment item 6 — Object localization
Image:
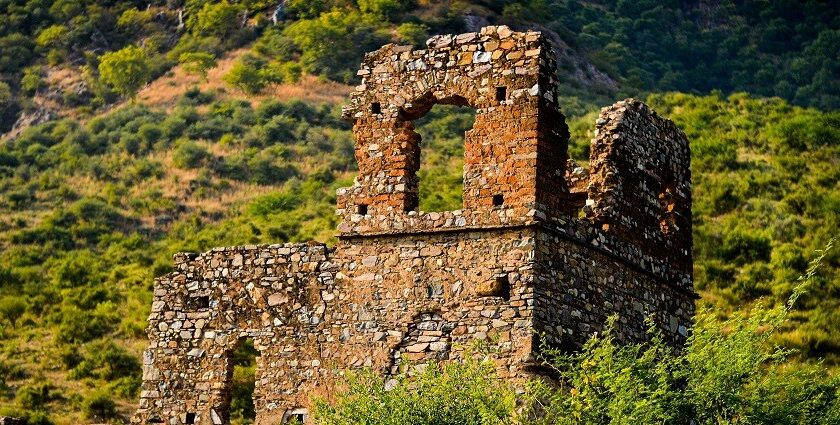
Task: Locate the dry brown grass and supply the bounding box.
[135,47,352,110]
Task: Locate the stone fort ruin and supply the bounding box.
[132,26,695,425]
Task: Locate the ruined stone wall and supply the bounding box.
[135,231,541,425]
[331,229,539,381]
[134,244,337,425]
[533,226,694,349]
[338,25,571,235]
[134,26,695,425]
[585,99,693,274]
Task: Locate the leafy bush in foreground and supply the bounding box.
[314,353,516,425]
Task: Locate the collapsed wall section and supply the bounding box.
[529,98,695,350]
[133,244,336,425]
[533,228,695,349]
[584,99,693,275]
[134,229,543,425]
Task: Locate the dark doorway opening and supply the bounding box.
[230,338,259,425]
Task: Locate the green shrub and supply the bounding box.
[179,51,217,81]
[314,351,516,425]
[358,0,408,19]
[81,390,117,421]
[98,45,151,99]
[56,304,118,343]
[525,240,839,425]
[15,382,52,410]
[282,10,389,83]
[396,22,429,46]
[69,339,139,383]
[172,139,210,169]
[0,295,26,327]
[21,66,44,94]
[187,0,244,37]
[223,60,265,94]
[720,231,772,265]
[34,25,68,48]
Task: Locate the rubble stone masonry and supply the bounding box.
[133,26,696,425]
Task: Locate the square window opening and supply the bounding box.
[492,194,504,207]
[356,204,368,215]
[284,408,308,424]
[185,413,196,424]
[371,102,382,114]
[195,296,209,309]
[496,275,511,301]
[495,86,507,102]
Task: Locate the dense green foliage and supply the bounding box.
[98,45,151,99]
[314,352,516,425]
[218,0,840,109]
[316,243,839,425]
[500,0,840,110]
[0,93,353,422]
[5,0,837,131]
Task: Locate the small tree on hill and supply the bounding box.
[98,45,151,100]
[179,52,217,82]
[187,0,244,37]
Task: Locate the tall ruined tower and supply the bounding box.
[133,26,695,425]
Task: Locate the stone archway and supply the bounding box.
[396,93,477,212]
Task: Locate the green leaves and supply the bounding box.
[524,240,840,425]
[312,243,838,425]
[179,51,217,81]
[186,0,245,38]
[314,353,516,425]
[98,45,151,100]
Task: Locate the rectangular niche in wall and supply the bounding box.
[283,407,308,424]
[492,194,504,207]
[195,296,209,309]
[476,273,511,301]
[495,86,507,102]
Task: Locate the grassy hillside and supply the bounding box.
[2,1,838,133]
[0,88,836,424]
[0,0,838,423]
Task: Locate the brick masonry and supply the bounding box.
[132,26,695,425]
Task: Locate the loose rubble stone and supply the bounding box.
[132,26,695,425]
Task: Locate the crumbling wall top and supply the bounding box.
[342,25,559,120]
[585,99,693,274]
[337,25,570,236]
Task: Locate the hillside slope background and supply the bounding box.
[0,1,838,423]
